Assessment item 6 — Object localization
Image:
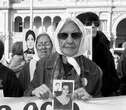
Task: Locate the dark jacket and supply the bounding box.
[24,53,102,97]
[0,63,23,97]
[92,31,120,96]
[96,31,110,50]
[19,63,30,92]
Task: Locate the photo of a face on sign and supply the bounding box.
[53,80,74,110]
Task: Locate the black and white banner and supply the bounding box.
[0,96,125,110]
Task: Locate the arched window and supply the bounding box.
[116,18,126,47]
[14,16,23,32]
[33,16,41,29]
[24,16,30,29]
[43,16,51,32]
[53,16,61,31]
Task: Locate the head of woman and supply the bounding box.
[35,33,53,59]
[62,82,73,96]
[55,18,85,57]
[12,41,23,57]
[62,83,70,96]
[77,12,100,38]
[25,30,36,50]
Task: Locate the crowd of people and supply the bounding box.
[0,12,125,101]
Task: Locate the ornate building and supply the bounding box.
[0,0,126,59]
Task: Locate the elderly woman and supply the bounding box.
[19,33,54,92]
[24,17,102,100]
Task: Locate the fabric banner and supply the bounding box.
[0,96,126,110]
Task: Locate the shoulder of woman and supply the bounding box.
[79,55,101,76]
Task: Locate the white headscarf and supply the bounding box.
[29,35,39,81]
[54,17,87,76]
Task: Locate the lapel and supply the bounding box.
[43,54,91,89]
[45,53,65,80]
[43,53,64,89]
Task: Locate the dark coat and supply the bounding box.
[0,63,23,97]
[24,53,102,97]
[19,63,30,92]
[92,31,120,96]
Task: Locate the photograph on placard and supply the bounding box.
[53,80,74,110]
[83,26,92,60]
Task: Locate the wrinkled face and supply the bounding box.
[58,21,82,57]
[26,35,35,49]
[36,35,52,59]
[92,23,97,38]
[62,85,69,96]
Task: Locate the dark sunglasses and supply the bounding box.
[85,21,99,27]
[58,32,82,40]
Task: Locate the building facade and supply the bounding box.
[0,0,126,59]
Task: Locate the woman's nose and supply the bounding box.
[66,34,73,43]
[41,45,47,49]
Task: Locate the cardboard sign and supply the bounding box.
[83,26,92,60]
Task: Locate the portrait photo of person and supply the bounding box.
[54,82,61,91]
[24,30,36,62]
[53,80,74,110]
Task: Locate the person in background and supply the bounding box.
[9,41,25,78]
[0,40,23,97]
[76,12,110,49]
[24,30,36,62]
[19,33,54,92]
[0,55,9,67]
[24,17,102,100]
[77,12,120,97]
[117,47,126,95]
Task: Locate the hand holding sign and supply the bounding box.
[73,87,92,101]
[32,84,52,99]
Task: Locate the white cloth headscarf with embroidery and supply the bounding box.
[54,17,87,76]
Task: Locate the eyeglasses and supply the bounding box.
[58,32,82,40]
[85,21,99,27]
[36,42,51,49]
